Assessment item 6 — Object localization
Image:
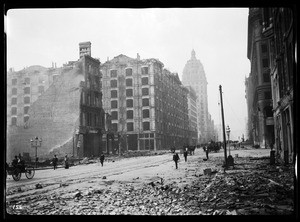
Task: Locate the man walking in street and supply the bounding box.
[173,152,180,169]
[100,153,105,167]
[52,155,58,170]
[64,155,69,169]
[183,148,188,162]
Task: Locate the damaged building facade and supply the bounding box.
[101,54,190,151]
[7,43,107,161]
[245,8,296,163]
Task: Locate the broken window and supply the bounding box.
[142,98,149,106]
[127,122,134,131]
[142,88,149,96]
[142,77,148,85]
[111,90,118,98]
[111,100,118,109]
[126,89,133,97]
[126,68,133,76]
[126,78,133,87]
[143,109,150,118]
[126,99,133,108]
[127,110,133,119]
[143,122,150,131]
[111,79,118,88]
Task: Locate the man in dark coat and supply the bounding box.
[64,155,69,169]
[52,155,58,170]
[100,153,105,167]
[183,148,188,162]
[173,152,180,169]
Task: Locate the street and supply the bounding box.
[6,147,294,215]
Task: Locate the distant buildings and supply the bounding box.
[185,86,198,146]
[245,8,295,164]
[182,49,215,143]
[101,54,190,151]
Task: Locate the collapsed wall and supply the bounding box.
[7,64,84,162]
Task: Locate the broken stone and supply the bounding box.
[203,168,211,175]
[35,183,42,189]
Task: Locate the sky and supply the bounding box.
[6,8,250,141]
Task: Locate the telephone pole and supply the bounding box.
[219,85,228,166]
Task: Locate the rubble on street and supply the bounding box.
[6,150,295,216]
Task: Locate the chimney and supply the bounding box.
[137,53,140,60]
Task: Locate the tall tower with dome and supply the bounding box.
[182,49,211,143]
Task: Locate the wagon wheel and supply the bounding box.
[12,168,21,181]
[25,166,35,179]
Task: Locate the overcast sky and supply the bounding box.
[6,8,250,141]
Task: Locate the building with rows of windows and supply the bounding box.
[7,65,61,129]
[246,8,295,164]
[101,54,190,151]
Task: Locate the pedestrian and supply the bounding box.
[64,155,69,169]
[183,148,188,162]
[205,146,209,160]
[52,155,58,170]
[173,152,180,169]
[100,153,105,167]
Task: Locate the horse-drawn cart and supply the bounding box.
[6,164,35,181]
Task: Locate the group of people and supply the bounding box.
[51,153,106,170]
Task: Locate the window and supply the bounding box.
[12,88,17,95]
[111,90,118,98]
[126,78,133,87]
[126,89,133,97]
[142,98,149,106]
[12,79,17,85]
[110,70,117,78]
[126,99,133,108]
[127,110,133,119]
[264,91,271,99]
[24,87,30,94]
[11,107,17,115]
[24,77,30,84]
[24,97,30,104]
[143,109,150,118]
[38,86,44,93]
[143,122,150,131]
[110,79,118,88]
[142,77,148,85]
[127,122,134,131]
[142,67,148,75]
[24,106,29,114]
[24,116,29,123]
[263,73,270,82]
[126,68,132,76]
[261,44,268,53]
[111,111,118,120]
[142,88,149,96]
[262,58,269,68]
[112,123,118,132]
[11,98,17,105]
[111,100,118,109]
[11,117,17,126]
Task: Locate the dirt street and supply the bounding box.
[5,147,294,215]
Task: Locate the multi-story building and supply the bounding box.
[7,44,106,161]
[101,54,190,151]
[185,86,198,145]
[246,8,275,148]
[246,8,295,164]
[261,8,295,164]
[182,49,213,144]
[7,65,61,129]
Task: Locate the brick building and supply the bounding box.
[101,54,190,151]
[7,53,106,161]
[7,65,61,129]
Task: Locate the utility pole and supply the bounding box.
[219,85,227,166]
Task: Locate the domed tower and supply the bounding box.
[182,49,209,144]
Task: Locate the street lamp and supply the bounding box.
[226,125,231,155]
[31,136,42,168]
